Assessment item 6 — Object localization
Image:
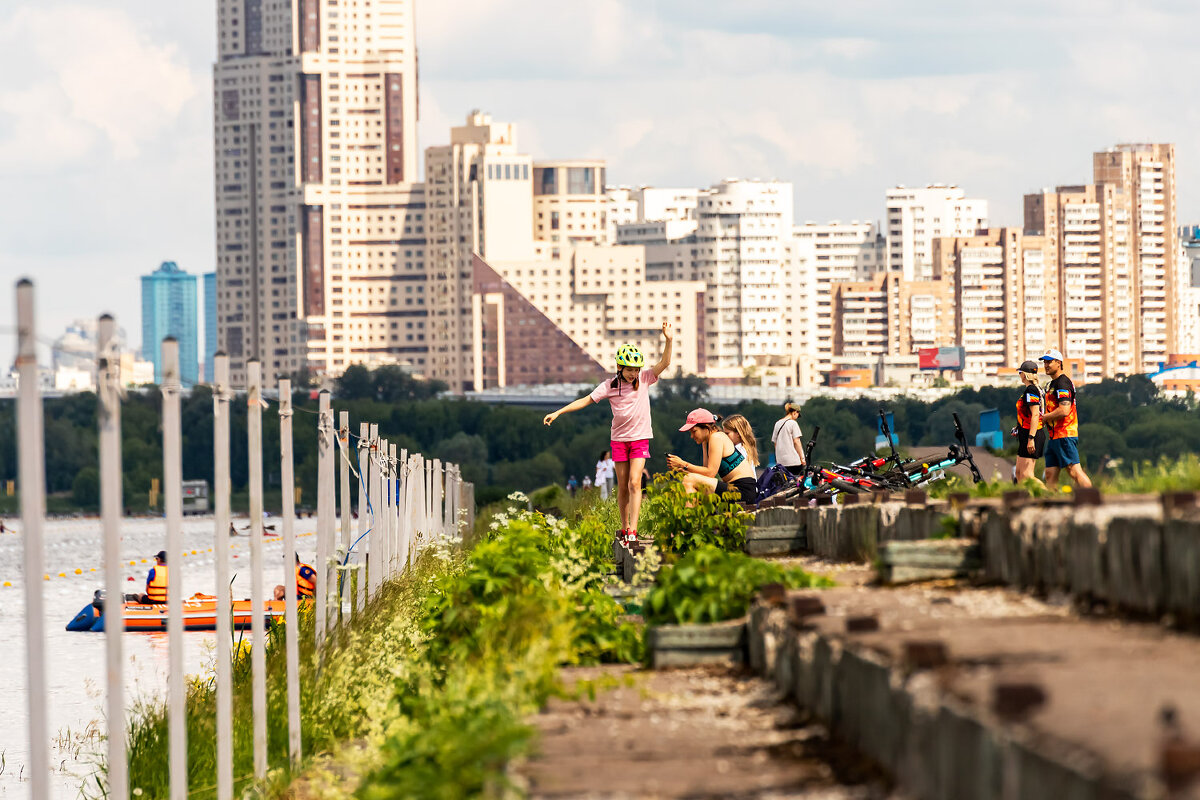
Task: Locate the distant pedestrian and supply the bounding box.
[566,475,578,496]
[1013,360,1046,487]
[595,451,610,500]
[771,402,806,476]
[1039,349,1092,489]
[582,476,593,490]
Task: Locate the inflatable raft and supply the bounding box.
[67,590,288,632]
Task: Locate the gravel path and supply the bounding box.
[513,665,898,799]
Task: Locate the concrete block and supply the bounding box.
[1163,514,1200,624]
[647,617,746,669]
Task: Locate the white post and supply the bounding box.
[378,438,390,589]
[162,338,187,800]
[96,314,127,800]
[278,380,301,765]
[367,424,380,599]
[212,353,233,800]
[247,359,267,778]
[389,443,399,578]
[414,455,427,557]
[316,391,332,647]
[338,410,351,620]
[16,280,49,800]
[356,422,369,612]
[397,449,408,572]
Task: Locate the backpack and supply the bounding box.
[755,464,795,503]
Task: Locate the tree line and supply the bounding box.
[0,365,1195,512]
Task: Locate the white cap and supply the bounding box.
[1040,348,1064,363]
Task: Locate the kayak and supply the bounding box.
[67,590,290,632]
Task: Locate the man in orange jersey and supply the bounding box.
[1039,350,1092,490]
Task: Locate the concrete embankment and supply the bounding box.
[748,584,1200,800]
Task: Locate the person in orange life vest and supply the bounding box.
[274,553,317,600]
[1013,361,1046,487]
[1039,349,1092,490]
[140,550,168,604]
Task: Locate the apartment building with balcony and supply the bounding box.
[886,185,988,281]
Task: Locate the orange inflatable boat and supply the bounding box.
[68,591,291,632]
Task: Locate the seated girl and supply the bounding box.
[720,413,759,471]
[666,408,758,504]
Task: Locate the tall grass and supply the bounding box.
[1098,455,1200,494]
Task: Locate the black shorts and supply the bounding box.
[782,464,806,477]
[715,476,758,504]
[1016,427,1046,459]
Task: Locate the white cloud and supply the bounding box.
[0,5,197,165]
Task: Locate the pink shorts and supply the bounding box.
[611,439,650,462]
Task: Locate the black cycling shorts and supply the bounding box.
[715,476,758,504]
[1016,427,1046,459]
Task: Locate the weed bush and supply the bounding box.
[643,545,832,626]
[639,473,750,556]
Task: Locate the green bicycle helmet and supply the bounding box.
[615,344,645,368]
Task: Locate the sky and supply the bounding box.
[3,0,1199,358]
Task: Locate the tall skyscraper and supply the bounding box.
[1093,144,1177,370]
[214,0,422,386]
[203,271,217,381]
[141,261,199,385]
[425,112,536,391]
[886,185,988,281]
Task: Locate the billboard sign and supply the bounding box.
[918,346,966,370]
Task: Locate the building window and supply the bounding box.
[567,167,595,195]
[536,167,556,195]
[551,211,559,230]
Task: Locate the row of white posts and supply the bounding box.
[13,280,475,800]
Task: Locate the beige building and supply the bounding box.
[829,273,954,369]
[425,112,536,391]
[533,160,608,256]
[886,185,988,281]
[214,0,422,385]
[932,228,1050,378]
[490,245,706,382]
[783,222,886,384]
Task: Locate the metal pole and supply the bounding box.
[212,353,233,800]
[356,422,369,613]
[316,391,332,647]
[278,380,301,765]
[16,279,49,800]
[161,338,187,800]
[97,315,127,800]
[247,359,267,778]
[337,411,351,620]
[367,424,380,599]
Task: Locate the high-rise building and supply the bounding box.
[425,112,536,391]
[783,221,885,383]
[213,0,422,386]
[532,160,608,255]
[1025,184,1134,379]
[695,179,793,377]
[141,261,199,385]
[828,273,953,371]
[1093,144,1177,369]
[203,271,217,382]
[932,229,1050,377]
[886,185,988,281]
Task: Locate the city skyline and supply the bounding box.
[5,0,1200,351]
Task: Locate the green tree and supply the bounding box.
[72,467,100,508]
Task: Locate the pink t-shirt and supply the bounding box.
[589,369,659,442]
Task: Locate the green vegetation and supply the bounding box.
[120,494,640,799]
[2,372,1196,516]
[643,545,832,626]
[639,472,751,554]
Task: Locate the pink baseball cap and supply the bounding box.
[679,408,718,432]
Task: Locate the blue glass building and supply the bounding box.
[141,261,199,386]
[203,271,217,381]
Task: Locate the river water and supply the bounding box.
[0,514,320,798]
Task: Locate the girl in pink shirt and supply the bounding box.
[544,322,674,543]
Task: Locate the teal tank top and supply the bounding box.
[719,447,745,478]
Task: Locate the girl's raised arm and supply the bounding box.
[543,395,594,426]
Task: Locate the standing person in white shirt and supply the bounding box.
[771,402,806,476]
[594,450,610,500]
[603,451,616,496]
